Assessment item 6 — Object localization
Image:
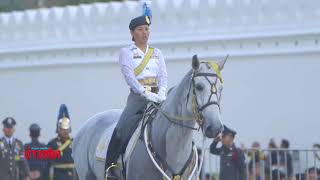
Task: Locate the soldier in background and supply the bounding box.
[210,125,246,180]
[24,123,48,180]
[47,104,78,180]
[0,117,30,180]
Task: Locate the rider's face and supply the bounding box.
[131,25,149,45]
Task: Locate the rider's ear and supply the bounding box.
[217,55,228,71]
[192,55,200,71]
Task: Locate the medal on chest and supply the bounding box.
[133,52,142,59]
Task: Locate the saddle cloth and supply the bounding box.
[95,120,143,163]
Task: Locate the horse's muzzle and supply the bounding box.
[205,124,223,138]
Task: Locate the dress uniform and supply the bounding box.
[47,104,77,180]
[105,15,168,178]
[210,125,246,180]
[0,117,30,180]
[24,123,48,180]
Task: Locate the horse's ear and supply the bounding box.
[192,55,200,70]
[217,55,228,71]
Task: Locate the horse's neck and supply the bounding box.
[151,97,195,174]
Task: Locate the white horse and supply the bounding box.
[72,55,226,180]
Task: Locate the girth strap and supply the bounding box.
[145,119,197,179]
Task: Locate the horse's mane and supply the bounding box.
[166,70,193,105]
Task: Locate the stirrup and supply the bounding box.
[105,163,120,180]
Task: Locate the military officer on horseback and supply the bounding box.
[105,14,168,179]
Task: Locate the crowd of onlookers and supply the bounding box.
[204,138,320,180]
[244,139,320,180]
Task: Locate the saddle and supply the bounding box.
[96,103,159,177]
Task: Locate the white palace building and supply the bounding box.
[0,0,320,159]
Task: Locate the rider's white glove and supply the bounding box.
[141,91,160,103]
[157,87,166,102]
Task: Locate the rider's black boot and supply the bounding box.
[105,130,122,180]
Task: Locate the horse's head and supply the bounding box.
[188,55,226,138]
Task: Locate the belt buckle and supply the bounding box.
[145,86,152,92]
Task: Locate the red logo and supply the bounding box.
[24,147,61,160]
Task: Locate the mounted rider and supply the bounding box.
[105,11,168,179]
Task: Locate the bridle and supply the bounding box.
[153,61,223,131]
[188,61,223,128]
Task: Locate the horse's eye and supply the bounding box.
[196,84,204,91]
